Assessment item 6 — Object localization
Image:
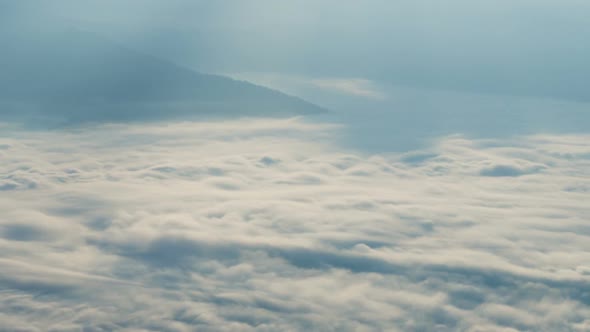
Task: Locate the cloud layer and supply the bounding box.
[1,119,589,331]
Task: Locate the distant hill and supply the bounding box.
[0,24,325,124]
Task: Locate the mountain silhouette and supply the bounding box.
[0,24,325,124]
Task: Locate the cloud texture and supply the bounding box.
[1,118,589,331]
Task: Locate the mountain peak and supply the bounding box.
[0,25,325,124]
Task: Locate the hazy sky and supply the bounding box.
[5,0,590,101]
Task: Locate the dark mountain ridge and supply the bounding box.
[0,24,325,124]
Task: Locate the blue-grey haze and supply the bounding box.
[6,0,590,101]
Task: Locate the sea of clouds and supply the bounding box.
[0,118,589,331]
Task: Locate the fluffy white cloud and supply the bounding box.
[309,78,386,100]
[228,72,386,101]
[0,118,589,331]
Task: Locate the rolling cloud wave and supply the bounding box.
[1,119,589,331]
